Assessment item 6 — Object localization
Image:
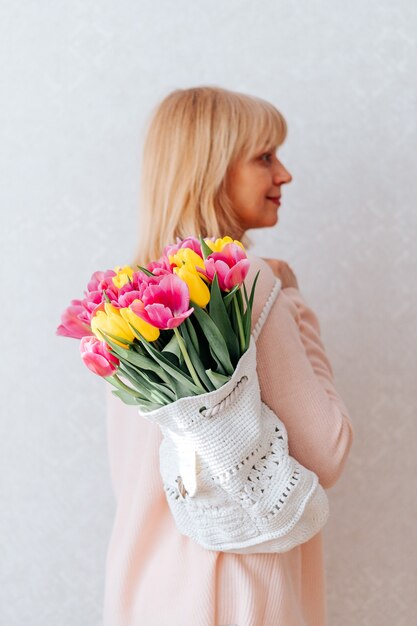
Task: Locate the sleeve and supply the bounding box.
[256,286,354,490]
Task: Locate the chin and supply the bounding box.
[250,214,279,229]
[266,214,279,227]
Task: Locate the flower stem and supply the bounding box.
[233,292,245,353]
[108,374,141,396]
[173,327,205,392]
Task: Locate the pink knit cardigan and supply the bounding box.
[102,254,354,626]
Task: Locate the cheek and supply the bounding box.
[228,165,268,208]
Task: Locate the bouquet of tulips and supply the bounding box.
[56,235,260,412]
[57,233,331,554]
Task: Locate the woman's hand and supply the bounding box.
[261,258,299,289]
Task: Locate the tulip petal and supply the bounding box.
[80,335,119,376]
[224,259,250,290]
[119,306,160,341]
[159,273,190,313]
[56,304,92,339]
[146,303,175,329]
[81,352,115,376]
[130,299,154,326]
[165,307,194,328]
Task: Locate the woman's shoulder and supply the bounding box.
[245,252,275,287]
[245,252,302,332]
[245,253,281,329]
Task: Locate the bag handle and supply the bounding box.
[252,278,281,342]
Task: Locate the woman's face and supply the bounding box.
[226,144,292,234]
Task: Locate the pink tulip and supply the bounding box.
[131,270,160,291]
[79,335,119,377]
[56,299,92,339]
[163,236,203,260]
[147,255,172,276]
[84,269,119,310]
[204,242,250,291]
[56,269,120,339]
[117,271,160,308]
[86,269,118,294]
[146,236,205,277]
[130,273,194,330]
[117,289,143,308]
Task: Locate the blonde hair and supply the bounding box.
[132,86,288,267]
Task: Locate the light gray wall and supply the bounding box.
[1,1,416,624]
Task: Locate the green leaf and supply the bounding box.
[184,317,199,353]
[135,369,176,402]
[198,234,213,260]
[100,329,133,347]
[223,284,240,307]
[110,387,165,411]
[136,265,154,276]
[241,284,250,352]
[104,335,170,385]
[247,270,260,313]
[190,303,234,376]
[208,273,240,364]
[133,366,165,386]
[242,280,249,306]
[239,271,261,350]
[205,368,231,390]
[127,324,202,395]
[111,389,143,405]
[104,374,138,395]
[105,330,195,400]
[161,332,182,360]
[170,377,195,400]
[137,401,166,412]
[118,362,175,403]
[228,292,237,329]
[160,350,181,369]
[185,316,215,371]
[180,320,215,391]
[117,363,153,396]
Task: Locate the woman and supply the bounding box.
[103,86,354,626]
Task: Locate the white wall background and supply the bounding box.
[1,1,416,624]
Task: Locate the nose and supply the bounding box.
[274,160,292,185]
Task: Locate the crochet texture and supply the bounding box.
[139,278,329,553]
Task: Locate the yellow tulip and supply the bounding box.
[91,303,135,348]
[112,265,134,289]
[119,306,160,342]
[204,236,245,253]
[169,248,210,285]
[173,264,210,307]
[168,248,205,270]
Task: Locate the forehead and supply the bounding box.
[250,107,286,151]
[240,138,279,163]
[232,102,286,162]
[255,138,279,151]
[245,125,284,157]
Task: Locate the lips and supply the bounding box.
[266,196,281,203]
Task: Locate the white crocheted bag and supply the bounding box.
[139,278,329,553]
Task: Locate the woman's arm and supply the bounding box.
[256,285,354,490]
